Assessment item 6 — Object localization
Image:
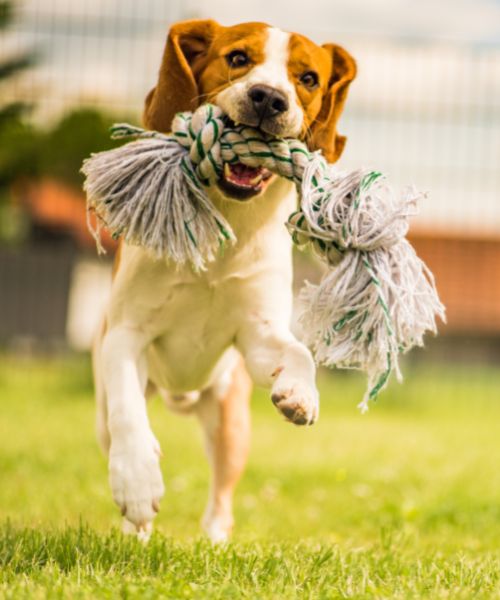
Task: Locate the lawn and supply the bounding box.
[0,356,499,598]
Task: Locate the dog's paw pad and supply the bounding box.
[279,402,309,424]
[271,381,319,426]
[271,389,292,405]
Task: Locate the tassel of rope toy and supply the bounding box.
[82,103,445,410]
[288,166,445,411]
[82,111,236,271]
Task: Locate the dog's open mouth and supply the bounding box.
[217,162,273,200]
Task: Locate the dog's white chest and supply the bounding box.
[145,271,246,392]
[106,178,297,394]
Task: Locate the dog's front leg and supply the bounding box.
[237,321,319,425]
[101,325,164,534]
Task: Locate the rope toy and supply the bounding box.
[82,103,445,411]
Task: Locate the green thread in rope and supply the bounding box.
[369,353,392,400]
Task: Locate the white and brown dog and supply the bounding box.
[93,20,356,542]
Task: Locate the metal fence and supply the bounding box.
[4,1,498,233]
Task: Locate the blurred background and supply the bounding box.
[0,0,498,359]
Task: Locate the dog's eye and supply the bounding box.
[226,50,250,68]
[300,71,319,89]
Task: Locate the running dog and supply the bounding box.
[93,19,356,542]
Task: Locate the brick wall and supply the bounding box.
[410,232,500,334]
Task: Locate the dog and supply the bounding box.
[93,19,356,542]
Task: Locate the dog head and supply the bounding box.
[144,20,356,200]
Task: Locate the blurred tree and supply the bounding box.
[0,0,37,125]
[0,108,125,242]
[0,0,129,243]
[0,118,41,189]
[40,109,122,190]
[0,0,39,240]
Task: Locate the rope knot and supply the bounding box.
[171,104,314,186]
[287,166,420,266]
[172,104,226,183]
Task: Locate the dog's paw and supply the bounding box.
[271,377,319,425]
[202,507,233,544]
[122,516,153,543]
[109,428,164,530]
[202,514,232,545]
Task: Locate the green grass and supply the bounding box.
[0,356,499,598]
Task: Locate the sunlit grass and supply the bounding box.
[0,356,499,598]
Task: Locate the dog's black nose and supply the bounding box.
[248,84,289,120]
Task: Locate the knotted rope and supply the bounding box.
[82,103,445,411]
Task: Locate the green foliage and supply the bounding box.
[0,53,35,80]
[0,2,125,224]
[39,109,123,189]
[0,101,29,128]
[0,108,125,197]
[0,358,499,597]
[0,1,36,127]
[0,104,128,242]
[0,525,498,598]
[0,118,41,188]
[0,0,37,215]
[0,0,12,30]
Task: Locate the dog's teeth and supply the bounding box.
[249,174,263,185]
[224,163,232,178]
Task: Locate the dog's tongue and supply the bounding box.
[224,162,274,188]
[227,162,263,186]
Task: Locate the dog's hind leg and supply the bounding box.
[195,353,252,543]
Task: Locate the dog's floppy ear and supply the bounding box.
[143,19,220,132]
[308,44,356,163]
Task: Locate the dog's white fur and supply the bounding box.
[94,26,319,542]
